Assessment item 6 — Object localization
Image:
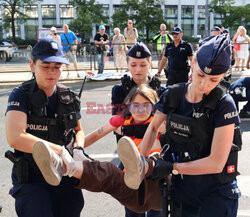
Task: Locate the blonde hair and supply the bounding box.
[114,27,120,33]
[237,26,247,36]
[122,84,158,118]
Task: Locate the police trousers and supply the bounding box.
[10,180,84,217]
[77,160,162,213]
[167,70,189,86]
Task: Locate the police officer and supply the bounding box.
[229,77,250,118]
[119,34,241,217]
[111,42,166,217]
[5,38,85,217]
[158,26,193,86]
[112,42,166,116]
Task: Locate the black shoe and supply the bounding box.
[239,110,250,119]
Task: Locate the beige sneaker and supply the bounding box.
[117,136,146,190]
[32,141,64,186]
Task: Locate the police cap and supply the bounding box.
[127,42,151,58]
[211,26,221,32]
[171,26,183,34]
[32,38,69,65]
[196,34,231,75]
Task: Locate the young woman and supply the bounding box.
[232,26,250,72]
[120,34,241,217]
[85,84,162,156]
[5,39,85,217]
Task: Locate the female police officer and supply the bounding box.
[118,34,241,217]
[5,38,85,217]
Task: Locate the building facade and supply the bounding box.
[0,0,248,40]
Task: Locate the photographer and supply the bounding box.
[47,26,61,43]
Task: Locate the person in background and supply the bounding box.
[158,26,193,86]
[47,26,61,43]
[60,24,79,77]
[124,20,138,49]
[232,26,250,72]
[229,77,250,118]
[112,27,127,73]
[153,23,173,77]
[247,53,250,69]
[94,25,110,74]
[5,38,84,217]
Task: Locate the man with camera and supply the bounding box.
[60,24,79,78]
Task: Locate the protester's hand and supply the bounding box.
[149,159,173,180]
[60,147,77,177]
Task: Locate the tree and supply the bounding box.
[1,0,42,42]
[209,0,250,29]
[68,0,108,42]
[112,0,165,42]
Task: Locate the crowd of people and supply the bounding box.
[4,21,249,217]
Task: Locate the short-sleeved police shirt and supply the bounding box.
[6,86,81,120]
[155,83,240,133]
[164,40,193,71]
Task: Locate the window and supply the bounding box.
[41,5,56,27]
[60,5,74,18]
[165,5,178,18]
[24,5,38,18]
[181,5,194,18]
[198,6,205,18]
[102,4,109,17]
[42,5,56,18]
[181,5,194,36]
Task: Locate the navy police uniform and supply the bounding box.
[6,39,84,217]
[153,34,241,217]
[164,27,193,86]
[111,42,165,217]
[229,77,250,118]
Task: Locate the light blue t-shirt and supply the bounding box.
[60,31,77,52]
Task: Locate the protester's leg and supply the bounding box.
[33,140,161,213]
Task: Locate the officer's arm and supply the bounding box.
[85,121,117,148]
[141,111,167,156]
[158,56,168,73]
[6,110,63,155]
[176,124,235,175]
[74,120,85,148]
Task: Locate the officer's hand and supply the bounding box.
[149,159,173,180]
[73,148,89,161]
[60,147,77,177]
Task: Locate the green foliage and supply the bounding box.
[1,0,42,42]
[68,0,109,40]
[12,37,37,46]
[112,0,165,42]
[209,0,250,29]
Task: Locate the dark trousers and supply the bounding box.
[166,69,189,86]
[231,88,250,111]
[11,182,84,217]
[77,160,162,213]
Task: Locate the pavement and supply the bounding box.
[0,62,249,86]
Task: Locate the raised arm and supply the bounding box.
[141,111,167,156]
